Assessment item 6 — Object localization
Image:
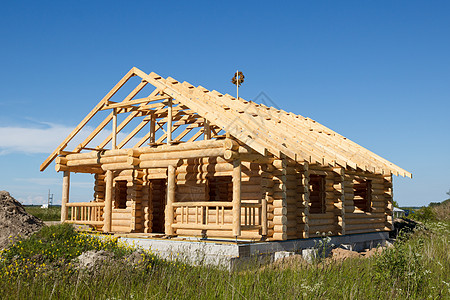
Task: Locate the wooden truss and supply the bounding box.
[41,67,411,178]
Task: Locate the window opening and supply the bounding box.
[114,180,127,209]
[353,179,372,212]
[309,175,326,214]
[206,176,232,201]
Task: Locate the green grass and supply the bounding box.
[0,221,449,299]
[24,205,61,221]
[3,201,450,299]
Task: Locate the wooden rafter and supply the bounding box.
[101,95,169,110]
[74,81,149,152]
[97,88,162,148]
[40,68,136,171]
[42,66,411,178]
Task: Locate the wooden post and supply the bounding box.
[261,192,268,236]
[60,171,70,223]
[204,120,211,140]
[103,170,113,232]
[165,165,175,236]
[112,108,117,150]
[149,113,155,144]
[167,99,172,144]
[232,159,241,237]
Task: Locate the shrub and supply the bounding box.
[0,224,139,279]
[374,233,425,296]
[410,206,436,222]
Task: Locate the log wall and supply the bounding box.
[174,157,265,239]
[63,139,394,240]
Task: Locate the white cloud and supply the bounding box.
[0,122,144,155]
[0,123,73,154]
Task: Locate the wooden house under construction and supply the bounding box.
[40,67,411,241]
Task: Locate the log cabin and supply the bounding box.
[40,67,411,241]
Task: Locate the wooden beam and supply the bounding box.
[132,69,269,156]
[165,165,176,236]
[232,158,241,237]
[261,192,268,236]
[40,68,136,171]
[187,128,204,142]
[103,170,113,232]
[172,126,194,142]
[101,95,169,109]
[167,99,172,144]
[134,122,165,148]
[97,88,161,149]
[204,120,211,140]
[117,119,150,149]
[149,113,156,144]
[61,171,70,223]
[112,108,117,150]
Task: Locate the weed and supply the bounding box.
[313,231,335,262]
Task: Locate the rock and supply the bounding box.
[75,250,114,270]
[125,249,146,266]
[273,251,295,262]
[302,248,319,263]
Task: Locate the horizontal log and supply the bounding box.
[112,212,133,220]
[175,229,266,239]
[273,215,287,225]
[345,228,389,235]
[273,225,287,232]
[113,175,133,182]
[66,202,105,207]
[112,219,132,227]
[308,218,335,226]
[345,223,386,231]
[308,212,334,219]
[172,223,233,230]
[173,201,233,207]
[345,212,385,219]
[139,159,182,169]
[66,149,128,160]
[273,207,287,215]
[67,156,128,167]
[271,232,287,240]
[345,217,385,225]
[55,164,103,174]
[111,225,132,232]
[140,148,225,161]
[308,224,336,234]
[65,220,103,226]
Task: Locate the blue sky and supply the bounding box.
[0,1,449,206]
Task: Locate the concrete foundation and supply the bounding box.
[116,231,390,270]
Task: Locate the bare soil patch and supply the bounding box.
[0,191,44,249]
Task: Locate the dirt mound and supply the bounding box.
[331,248,361,260]
[0,191,44,249]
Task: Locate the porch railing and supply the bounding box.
[172,201,264,233]
[241,202,262,230]
[65,202,105,226]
